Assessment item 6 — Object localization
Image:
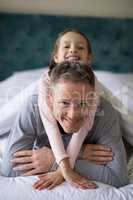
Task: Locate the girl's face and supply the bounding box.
[54,32,91,64]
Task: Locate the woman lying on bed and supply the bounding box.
[0,29,130,189]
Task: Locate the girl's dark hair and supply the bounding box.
[50,61,95,89]
[48,28,92,76]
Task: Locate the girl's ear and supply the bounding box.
[53,54,58,63]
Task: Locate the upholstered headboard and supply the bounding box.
[0,13,133,80]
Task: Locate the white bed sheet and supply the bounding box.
[95,71,133,113]
[0,69,133,200]
[0,175,133,200]
[0,68,44,108]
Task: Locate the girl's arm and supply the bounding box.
[38,70,68,164]
[66,116,94,168]
[38,71,88,168]
[66,76,100,168]
[38,71,99,168]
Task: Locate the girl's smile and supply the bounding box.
[54,31,91,64]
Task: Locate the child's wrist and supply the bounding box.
[59,158,72,176]
[60,158,71,169]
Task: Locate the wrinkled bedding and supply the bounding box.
[0,175,133,200]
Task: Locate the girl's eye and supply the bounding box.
[78,46,84,50]
[64,45,69,49]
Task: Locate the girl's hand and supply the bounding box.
[33,168,97,190]
[33,170,64,190]
[59,158,97,190]
[62,168,97,189]
[82,144,113,165]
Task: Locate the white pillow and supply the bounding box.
[0,68,44,108]
[95,71,133,183]
[95,71,133,146]
[95,71,133,111]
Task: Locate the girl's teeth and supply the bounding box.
[68,57,79,60]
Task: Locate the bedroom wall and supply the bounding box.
[0,0,133,18]
[0,1,132,80]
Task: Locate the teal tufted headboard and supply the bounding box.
[0,13,133,80]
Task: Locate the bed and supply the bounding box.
[0,12,133,200]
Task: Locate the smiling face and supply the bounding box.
[51,79,94,133]
[54,32,91,64]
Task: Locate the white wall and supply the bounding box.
[0,0,133,18]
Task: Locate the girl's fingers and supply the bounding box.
[37,181,52,190]
[47,182,59,190]
[79,178,97,187]
[34,178,57,190]
[33,179,45,189]
[71,181,97,190]
[33,176,49,188]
